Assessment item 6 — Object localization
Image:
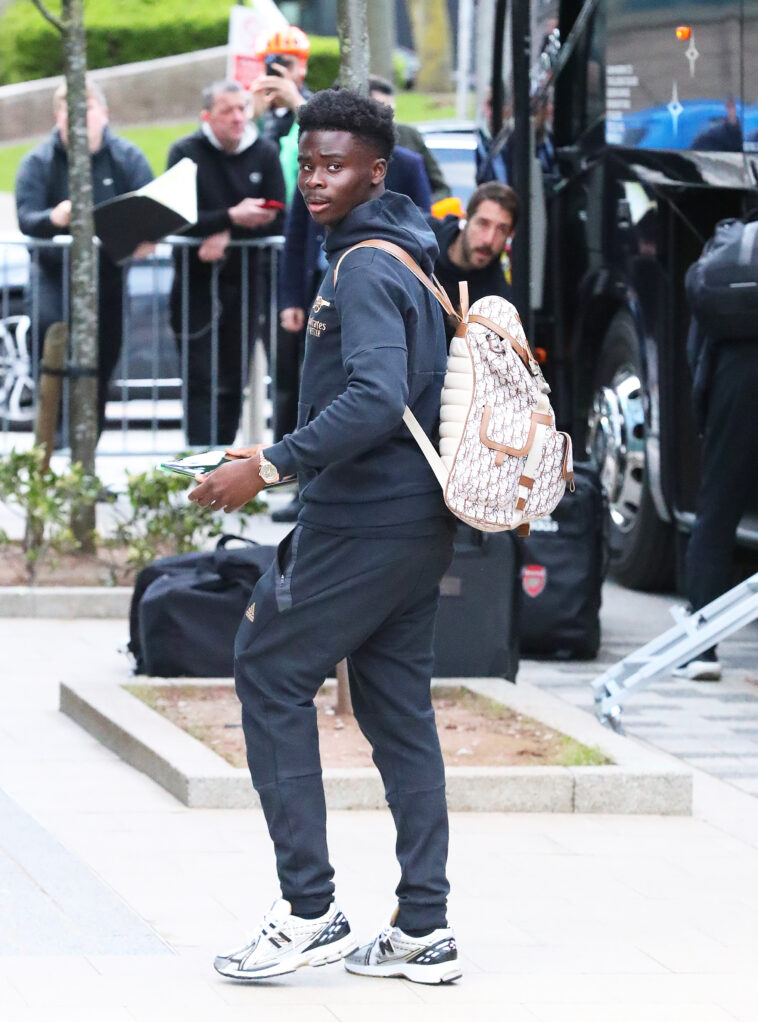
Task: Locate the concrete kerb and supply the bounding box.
[0,586,132,617]
[59,673,693,816]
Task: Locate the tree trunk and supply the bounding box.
[367,0,395,82]
[62,0,98,549]
[407,0,454,92]
[335,659,353,716]
[337,0,370,93]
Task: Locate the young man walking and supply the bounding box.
[189,89,460,985]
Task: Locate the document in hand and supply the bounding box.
[160,450,230,478]
[94,157,198,263]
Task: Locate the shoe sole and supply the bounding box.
[215,932,359,981]
[673,665,722,682]
[344,959,462,984]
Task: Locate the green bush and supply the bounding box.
[0,447,102,583]
[0,0,339,87]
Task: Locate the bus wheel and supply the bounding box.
[586,312,674,591]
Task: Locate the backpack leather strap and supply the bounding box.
[333,239,459,319]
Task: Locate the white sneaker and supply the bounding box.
[673,647,722,682]
[345,917,461,985]
[214,899,357,980]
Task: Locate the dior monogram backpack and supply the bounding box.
[334,239,574,535]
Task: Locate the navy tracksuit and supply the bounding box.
[234,192,454,932]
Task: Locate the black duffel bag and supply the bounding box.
[128,534,277,677]
[517,463,608,659]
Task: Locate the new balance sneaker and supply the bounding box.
[345,919,462,985]
[673,646,722,682]
[214,899,357,980]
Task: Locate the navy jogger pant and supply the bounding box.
[234,523,454,933]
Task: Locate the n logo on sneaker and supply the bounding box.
[378,937,394,956]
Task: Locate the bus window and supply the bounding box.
[605,0,742,151]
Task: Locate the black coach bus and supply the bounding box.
[499,0,758,590]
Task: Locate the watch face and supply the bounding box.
[260,460,278,482]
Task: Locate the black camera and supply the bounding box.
[264,54,288,77]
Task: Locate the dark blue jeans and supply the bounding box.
[234,523,454,932]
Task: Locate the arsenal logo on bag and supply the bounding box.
[521,564,547,598]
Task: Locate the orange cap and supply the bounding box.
[256,25,310,59]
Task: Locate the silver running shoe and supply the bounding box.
[214,899,357,980]
[345,916,462,985]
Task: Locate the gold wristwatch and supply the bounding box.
[258,453,280,485]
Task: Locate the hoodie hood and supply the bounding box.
[324,190,439,276]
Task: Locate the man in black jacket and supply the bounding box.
[189,90,461,986]
[167,80,285,445]
[430,180,519,316]
[15,81,153,437]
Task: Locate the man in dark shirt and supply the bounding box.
[189,89,460,987]
[167,80,285,445]
[429,181,519,315]
[15,80,153,437]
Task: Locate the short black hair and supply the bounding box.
[298,89,395,161]
[467,181,520,231]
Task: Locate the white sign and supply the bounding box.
[227,1,288,88]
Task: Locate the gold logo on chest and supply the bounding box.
[245,603,255,623]
[312,295,331,314]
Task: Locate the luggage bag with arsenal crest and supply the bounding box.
[517,463,608,659]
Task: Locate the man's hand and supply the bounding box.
[189,453,265,513]
[198,230,231,262]
[225,443,265,460]
[250,74,305,113]
[50,199,71,229]
[131,242,157,260]
[280,307,305,333]
[228,198,278,230]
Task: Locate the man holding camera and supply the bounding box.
[251,26,313,151]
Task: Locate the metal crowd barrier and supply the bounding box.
[0,233,284,455]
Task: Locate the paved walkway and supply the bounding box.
[523,582,758,798]
[2,578,758,1019]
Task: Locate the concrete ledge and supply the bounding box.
[60,676,692,814]
[0,586,132,618]
[0,47,227,142]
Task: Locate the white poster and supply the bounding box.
[227,1,289,88]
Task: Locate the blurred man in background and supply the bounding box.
[15,80,153,438]
[429,181,519,317]
[167,79,284,446]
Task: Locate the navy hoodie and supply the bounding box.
[265,190,450,534]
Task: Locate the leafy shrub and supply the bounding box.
[0,447,266,582]
[0,446,102,582]
[105,462,265,572]
[0,0,339,87]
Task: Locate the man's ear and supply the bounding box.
[371,157,387,184]
[201,110,210,124]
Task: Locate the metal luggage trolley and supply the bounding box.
[592,572,758,732]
